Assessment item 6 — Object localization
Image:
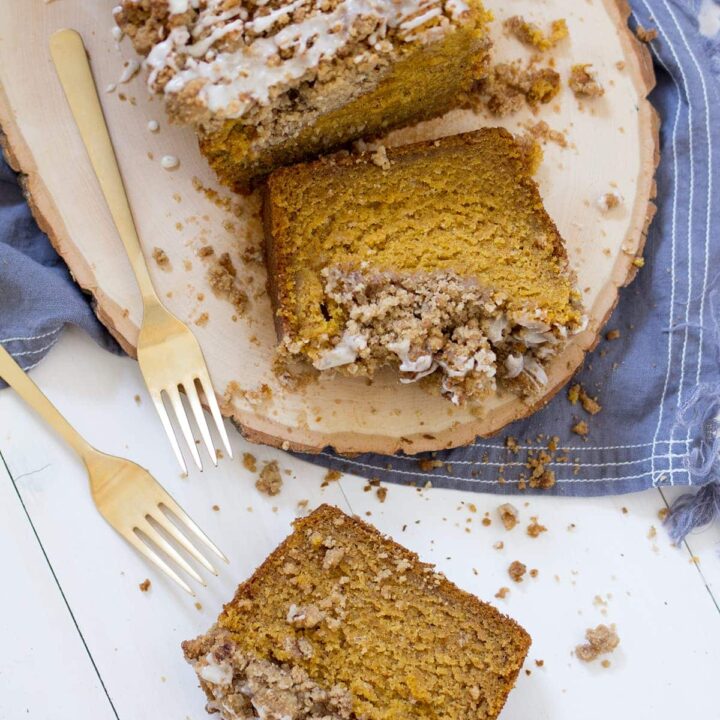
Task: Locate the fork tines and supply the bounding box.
[150,370,232,474]
[126,496,228,595]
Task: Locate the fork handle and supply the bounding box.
[0,344,93,459]
[49,29,160,307]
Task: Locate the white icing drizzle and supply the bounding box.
[141,0,470,120]
[198,653,234,687]
[314,332,367,369]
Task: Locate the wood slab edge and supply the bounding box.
[0,1,661,456]
[0,81,139,359]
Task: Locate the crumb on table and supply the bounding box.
[256,460,283,496]
[575,624,620,662]
[498,503,519,531]
[508,560,527,583]
[139,578,151,592]
[321,469,342,487]
[606,329,621,341]
[242,452,257,473]
[495,586,510,599]
[526,518,547,538]
[572,420,590,437]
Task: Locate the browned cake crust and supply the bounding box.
[183,504,531,720]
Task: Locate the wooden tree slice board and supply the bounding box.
[0,0,658,456]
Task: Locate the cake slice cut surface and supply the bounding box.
[264,128,585,404]
[115,0,491,190]
[183,504,531,720]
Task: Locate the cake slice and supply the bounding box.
[183,504,530,720]
[264,128,585,404]
[115,0,491,191]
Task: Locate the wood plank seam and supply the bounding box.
[0,449,122,720]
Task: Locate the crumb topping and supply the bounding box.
[188,631,354,719]
[117,0,473,128]
[302,267,581,404]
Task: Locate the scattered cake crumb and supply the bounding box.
[508,560,527,583]
[504,16,568,51]
[658,507,669,522]
[206,252,248,316]
[572,420,590,437]
[569,64,605,98]
[212,504,220,512]
[418,458,444,472]
[133,394,141,405]
[376,487,388,503]
[493,541,504,550]
[529,568,538,578]
[647,525,657,540]
[597,192,623,212]
[577,387,602,415]
[636,25,658,43]
[606,329,621,341]
[152,247,172,271]
[194,312,209,327]
[535,659,545,667]
[322,469,342,487]
[527,518,547,538]
[601,659,611,668]
[575,624,620,662]
[495,586,510,599]
[477,60,561,116]
[505,436,520,454]
[524,120,568,148]
[139,578,151,592]
[198,245,214,258]
[498,503,519,531]
[242,452,257,473]
[194,601,203,611]
[633,257,645,268]
[256,461,283,496]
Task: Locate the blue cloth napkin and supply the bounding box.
[0,157,120,375]
[1,2,719,538]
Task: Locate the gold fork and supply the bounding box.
[0,343,227,595]
[50,29,232,473]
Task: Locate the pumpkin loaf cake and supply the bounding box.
[115,0,492,190]
[264,128,585,404]
[183,504,531,720]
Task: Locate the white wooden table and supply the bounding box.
[0,328,718,719]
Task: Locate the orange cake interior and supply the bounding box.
[115,0,491,190]
[183,504,531,720]
[264,128,585,404]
